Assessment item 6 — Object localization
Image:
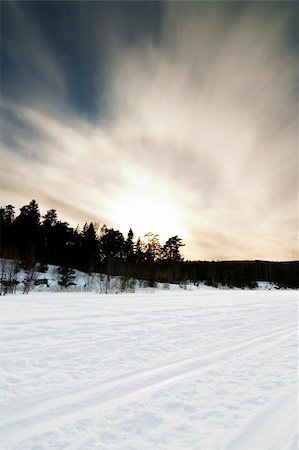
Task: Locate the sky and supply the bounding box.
[1,1,298,261]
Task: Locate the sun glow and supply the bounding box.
[108,190,186,243]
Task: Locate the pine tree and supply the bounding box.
[125,228,135,262]
[58,266,76,288]
[135,237,145,263]
[100,226,125,259]
[81,222,98,272]
[162,236,185,261]
[15,199,41,263]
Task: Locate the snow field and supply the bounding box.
[0,290,298,449]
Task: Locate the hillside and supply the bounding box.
[0,259,285,295]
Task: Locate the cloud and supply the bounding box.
[103,2,298,259]
[1,2,66,110]
[0,2,297,260]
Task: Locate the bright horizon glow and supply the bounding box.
[107,191,187,244]
[104,163,188,243]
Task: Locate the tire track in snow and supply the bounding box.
[0,334,127,358]
[1,325,296,447]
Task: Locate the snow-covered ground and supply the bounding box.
[0,290,298,450]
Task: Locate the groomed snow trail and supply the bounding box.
[0,290,298,450]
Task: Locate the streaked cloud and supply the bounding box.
[0,2,297,260]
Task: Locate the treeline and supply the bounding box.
[1,200,298,289]
[0,199,184,273]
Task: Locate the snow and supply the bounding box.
[0,290,298,450]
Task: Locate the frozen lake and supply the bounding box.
[0,290,298,450]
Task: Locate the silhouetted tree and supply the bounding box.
[15,199,40,263]
[143,232,161,262]
[50,221,73,266]
[124,228,135,262]
[162,235,185,261]
[2,204,15,223]
[100,226,125,260]
[43,209,58,227]
[40,209,58,263]
[81,222,98,272]
[0,205,16,258]
[135,237,145,263]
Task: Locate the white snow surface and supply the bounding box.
[0,290,298,450]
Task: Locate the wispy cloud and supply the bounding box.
[1,2,297,260]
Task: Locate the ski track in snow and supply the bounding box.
[0,290,298,450]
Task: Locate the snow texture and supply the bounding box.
[0,290,298,450]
